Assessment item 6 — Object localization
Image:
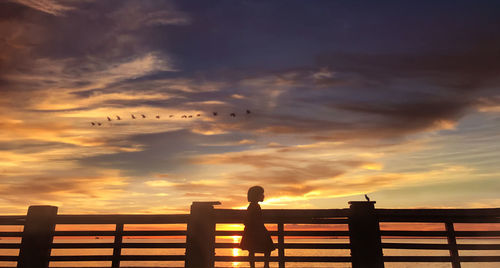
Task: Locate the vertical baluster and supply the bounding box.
[445,221,461,268]
[112,223,124,268]
[278,222,285,268]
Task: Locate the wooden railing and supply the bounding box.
[0,201,498,268]
[377,208,500,268]
[52,214,189,266]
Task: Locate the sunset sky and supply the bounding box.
[1,0,499,214]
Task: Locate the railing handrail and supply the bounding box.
[54,214,190,224]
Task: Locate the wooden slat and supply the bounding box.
[215,217,348,224]
[50,255,113,261]
[283,230,349,236]
[214,209,350,223]
[455,231,500,237]
[52,242,186,249]
[215,243,241,248]
[123,230,187,236]
[118,255,185,261]
[55,214,189,224]
[215,230,243,236]
[284,256,351,262]
[459,256,500,262]
[0,216,25,224]
[376,208,500,217]
[215,242,350,249]
[282,218,348,224]
[0,256,18,261]
[215,230,349,237]
[381,231,447,237]
[0,232,23,237]
[384,256,451,262]
[216,218,348,224]
[379,217,500,223]
[54,230,115,236]
[215,255,351,262]
[284,243,350,249]
[458,244,500,250]
[53,230,186,236]
[382,243,449,250]
[50,255,185,261]
[52,243,115,248]
[0,243,20,249]
[122,242,186,248]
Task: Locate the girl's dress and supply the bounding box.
[239,202,276,253]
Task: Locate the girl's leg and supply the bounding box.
[264,251,270,268]
[249,251,255,268]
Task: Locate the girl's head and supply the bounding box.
[247,186,265,203]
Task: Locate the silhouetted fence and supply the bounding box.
[0,201,498,268]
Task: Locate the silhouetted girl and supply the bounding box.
[240,186,275,268]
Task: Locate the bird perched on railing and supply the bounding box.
[365,194,370,202]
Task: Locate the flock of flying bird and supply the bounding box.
[90,110,252,126]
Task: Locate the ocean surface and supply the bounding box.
[1,237,499,267]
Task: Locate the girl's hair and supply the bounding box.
[247,186,264,202]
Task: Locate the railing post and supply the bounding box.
[18,205,58,268]
[348,201,384,268]
[185,201,221,268]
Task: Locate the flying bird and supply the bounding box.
[131,114,136,119]
[156,115,160,119]
[197,114,201,117]
[116,115,121,120]
[97,122,102,126]
[365,194,370,202]
[107,117,112,121]
[181,115,187,118]
[91,122,95,126]
[213,112,218,116]
[188,115,192,118]
[141,114,146,118]
[169,115,174,118]
[230,113,236,117]
[246,109,251,114]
